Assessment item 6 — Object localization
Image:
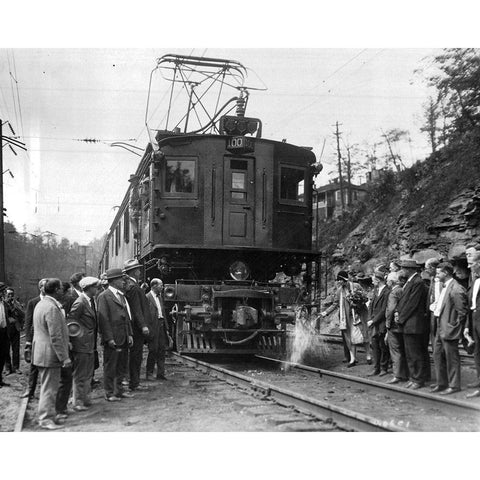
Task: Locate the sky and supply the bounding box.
[0,47,442,244]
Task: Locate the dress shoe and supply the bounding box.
[379,371,389,377]
[55,413,68,420]
[404,381,414,389]
[430,385,447,393]
[20,391,33,399]
[439,387,460,395]
[466,389,480,399]
[156,375,167,380]
[366,358,372,365]
[117,392,134,399]
[346,361,357,368]
[132,384,149,390]
[386,377,401,384]
[105,395,121,402]
[367,370,380,377]
[410,382,424,390]
[73,405,89,412]
[467,381,480,389]
[39,420,64,430]
[121,380,129,387]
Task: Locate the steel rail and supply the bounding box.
[172,352,405,432]
[255,355,480,419]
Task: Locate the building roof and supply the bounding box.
[316,181,367,194]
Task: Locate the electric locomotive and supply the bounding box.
[99,54,322,354]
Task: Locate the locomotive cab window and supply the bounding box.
[280,165,306,205]
[165,157,197,197]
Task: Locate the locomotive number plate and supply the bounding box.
[226,136,255,154]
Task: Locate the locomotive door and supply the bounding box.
[223,157,255,246]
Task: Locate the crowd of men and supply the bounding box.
[322,242,480,398]
[0,259,170,430]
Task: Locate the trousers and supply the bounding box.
[103,343,128,397]
[404,333,428,384]
[0,327,9,382]
[387,330,409,380]
[433,334,461,389]
[55,365,73,413]
[129,328,144,389]
[72,351,94,406]
[6,324,20,371]
[38,366,61,423]
[472,319,480,381]
[371,331,389,372]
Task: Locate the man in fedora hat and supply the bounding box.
[32,278,71,429]
[394,258,429,389]
[122,259,151,392]
[68,276,100,410]
[0,282,11,387]
[97,268,133,401]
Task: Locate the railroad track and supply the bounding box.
[249,355,480,431]
[173,353,406,431]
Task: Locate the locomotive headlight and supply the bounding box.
[164,286,175,299]
[229,260,250,281]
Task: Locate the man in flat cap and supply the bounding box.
[68,276,100,410]
[97,268,133,401]
[122,259,151,392]
[0,283,11,387]
[394,258,429,389]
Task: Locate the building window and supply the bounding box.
[280,165,306,204]
[354,191,358,201]
[165,157,196,196]
[124,209,130,243]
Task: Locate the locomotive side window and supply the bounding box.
[280,165,306,204]
[165,158,196,196]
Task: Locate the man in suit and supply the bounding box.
[465,260,480,398]
[146,278,170,381]
[367,271,390,376]
[395,258,429,389]
[21,278,47,398]
[63,272,85,315]
[0,283,11,387]
[4,288,25,375]
[97,268,133,401]
[32,278,71,430]
[431,262,468,395]
[122,259,150,391]
[68,276,99,410]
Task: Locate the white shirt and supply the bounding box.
[429,278,442,313]
[108,286,132,320]
[0,301,6,328]
[377,285,386,297]
[434,278,453,317]
[472,278,480,311]
[153,291,163,318]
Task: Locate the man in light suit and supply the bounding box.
[395,259,429,389]
[68,276,99,410]
[146,278,170,381]
[32,278,71,430]
[367,271,390,377]
[21,278,47,399]
[431,262,468,395]
[97,268,133,402]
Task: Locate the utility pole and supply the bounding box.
[345,144,352,207]
[0,120,5,282]
[333,121,345,212]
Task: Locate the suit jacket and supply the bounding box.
[124,278,152,333]
[25,295,41,344]
[32,296,70,367]
[146,291,169,338]
[438,279,468,341]
[68,294,97,353]
[6,300,25,332]
[396,273,428,334]
[63,289,80,316]
[467,278,480,331]
[386,285,403,332]
[368,285,390,336]
[97,288,133,346]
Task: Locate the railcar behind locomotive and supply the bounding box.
[99,54,322,354]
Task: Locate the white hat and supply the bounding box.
[79,276,100,290]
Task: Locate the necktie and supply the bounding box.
[90,298,96,316]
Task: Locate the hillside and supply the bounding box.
[317,129,480,270]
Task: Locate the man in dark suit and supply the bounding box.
[367,271,390,376]
[122,259,150,391]
[0,283,11,387]
[97,268,133,401]
[4,288,25,375]
[431,262,468,395]
[146,278,170,381]
[32,278,71,430]
[63,272,85,315]
[465,260,480,398]
[395,258,429,389]
[68,276,99,410]
[21,278,47,398]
